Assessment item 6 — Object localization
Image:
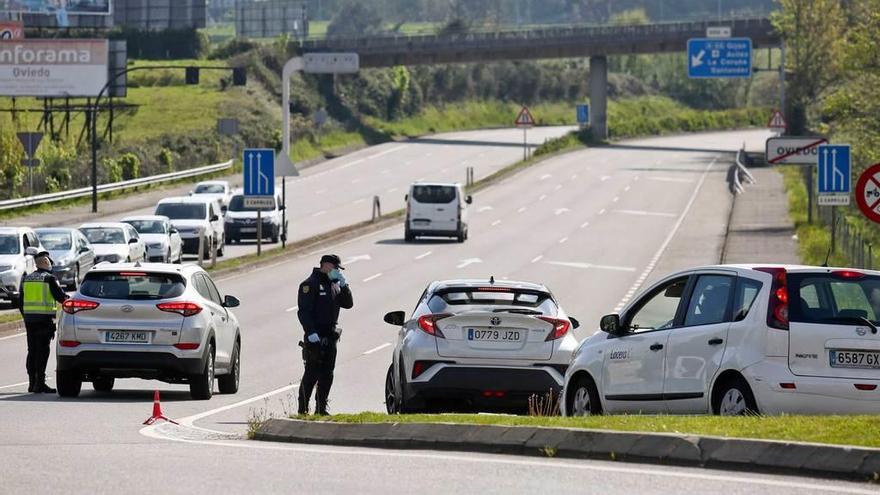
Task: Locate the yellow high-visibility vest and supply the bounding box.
[22,276,58,316]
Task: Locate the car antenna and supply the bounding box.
[822,215,840,267]
[489,276,495,285]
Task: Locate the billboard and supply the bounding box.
[0,21,24,39]
[1,1,111,15]
[0,39,109,97]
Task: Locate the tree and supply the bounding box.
[326,1,384,38]
[772,0,846,135]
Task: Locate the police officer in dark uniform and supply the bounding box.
[297,254,353,415]
[18,249,68,394]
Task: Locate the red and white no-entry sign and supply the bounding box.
[856,163,880,224]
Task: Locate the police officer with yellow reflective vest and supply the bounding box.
[18,249,68,394]
[297,254,353,415]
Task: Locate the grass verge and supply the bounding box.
[303,412,880,449]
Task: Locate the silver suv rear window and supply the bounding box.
[789,272,880,324]
[80,272,186,300]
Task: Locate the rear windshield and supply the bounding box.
[0,234,19,255]
[156,203,206,220]
[36,232,72,251]
[228,195,277,212]
[124,220,166,234]
[80,272,186,300]
[428,288,558,314]
[412,185,456,204]
[80,228,125,244]
[789,273,880,324]
[194,184,225,194]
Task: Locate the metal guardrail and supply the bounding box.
[732,148,757,195]
[0,160,234,211]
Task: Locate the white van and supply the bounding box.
[404,182,472,243]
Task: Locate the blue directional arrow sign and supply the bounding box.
[576,104,590,126]
[243,148,275,197]
[687,38,752,79]
[817,144,851,205]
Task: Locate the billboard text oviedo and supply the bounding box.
[0,39,108,97]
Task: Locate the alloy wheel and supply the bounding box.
[719,388,746,416]
[572,387,592,416]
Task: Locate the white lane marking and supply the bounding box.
[558,237,569,244]
[285,306,298,313]
[477,206,494,213]
[598,209,606,215]
[353,198,367,205]
[387,188,398,193]
[613,210,677,218]
[634,176,641,181]
[351,178,362,184]
[571,174,578,180]
[645,176,694,183]
[555,208,570,216]
[362,273,383,283]
[613,158,719,313]
[600,175,611,182]
[414,251,433,260]
[624,185,631,192]
[538,194,547,201]
[343,254,372,265]
[491,220,502,227]
[0,332,24,341]
[380,169,391,174]
[540,174,552,181]
[457,258,482,269]
[517,207,527,213]
[363,343,392,355]
[544,261,637,272]
[580,222,590,229]
[0,381,28,390]
[531,255,543,264]
[554,184,563,191]
[138,429,876,495]
[612,196,619,203]
[312,211,327,217]
[424,153,433,158]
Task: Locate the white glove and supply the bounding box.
[307,333,320,344]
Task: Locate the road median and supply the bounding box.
[255,418,880,482]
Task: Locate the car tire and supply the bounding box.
[567,374,602,416]
[217,341,241,395]
[404,229,414,243]
[190,343,215,400]
[56,370,82,398]
[216,239,224,258]
[67,264,79,291]
[713,376,759,416]
[385,364,400,414]
[456,230,465,243]
[271,227,279,244]
[93,377,115,392]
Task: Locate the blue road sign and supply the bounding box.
[687,38,752,79]
[818,144,851,194]
[243,148,275,196]
[576,104,590,125]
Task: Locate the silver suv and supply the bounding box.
[0,227,42,304]
[55,263,242,400]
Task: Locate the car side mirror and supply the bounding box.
[221,206,228,214]
[404,194,408,201]
[279,205,286,211]
[600,314,623,335]
[170,228,179,234]
[384,311,405,326]
[210,214,219,222]
[570,317,580,329]
[25,247,38,257]
[188,190,194,196]
[128,238,138,244]
[466,195,473,205]
[79,245,90,253]
[223,295,241,308]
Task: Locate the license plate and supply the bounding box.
[830,350,880,369]
[240,227,257,233]
[413,220,430,225]
[105,331,150,344]
[467,328,522,342]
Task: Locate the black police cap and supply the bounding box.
[320,254,344,269]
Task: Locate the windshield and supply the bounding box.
[228,195,277,212]
[412,185,456,204]
[124,220,167,235]
[790,273,880,324]
[80,272,186,300]
[156,203,206,220]
[194,184,225,194]
[36,232,72,251]
[0,234,19,255]
[428,288,558,314]
[80,228,125,245]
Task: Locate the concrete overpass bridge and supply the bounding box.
[296,17,780,139]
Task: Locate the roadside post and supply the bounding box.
[515,106,535,160]
[243,148,276,257]
[17,132,43,196]
[278,53,360,247]
[197,227,205,267]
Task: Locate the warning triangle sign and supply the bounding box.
[515,106,535,128]
[767,110,787,130]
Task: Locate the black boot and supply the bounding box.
[297,392,309,416]
[35,374,55,394]
[315,399,329,416]
[27,374,35,393]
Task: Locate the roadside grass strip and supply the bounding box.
[305,413,880,449]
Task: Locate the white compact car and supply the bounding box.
[79,223,146,264]
[155,196,225,259]
[55,263,242,400]
[383,279,580,413]
[190,180,233,212]
[0,227,41,303]
[404,182,472,243]
[122,215,183,264]
[224,192,287,244]
[563,265,880,417]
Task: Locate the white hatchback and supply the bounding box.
[563,265,880,416]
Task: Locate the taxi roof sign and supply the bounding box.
[515,106,535,129]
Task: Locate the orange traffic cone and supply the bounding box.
[143,390,178,425]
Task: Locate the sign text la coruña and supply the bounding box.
[0,39,109,97]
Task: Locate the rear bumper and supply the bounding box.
[406,365,564,409]
[57,350,206,381]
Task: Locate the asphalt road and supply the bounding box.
[2,129,869,494]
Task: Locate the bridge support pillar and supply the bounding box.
[589,55,608,141]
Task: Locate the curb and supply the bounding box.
[254,419,880,482]
[0,319,24,338]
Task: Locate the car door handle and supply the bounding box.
[708,338,724,346]
[649,343,664,351]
